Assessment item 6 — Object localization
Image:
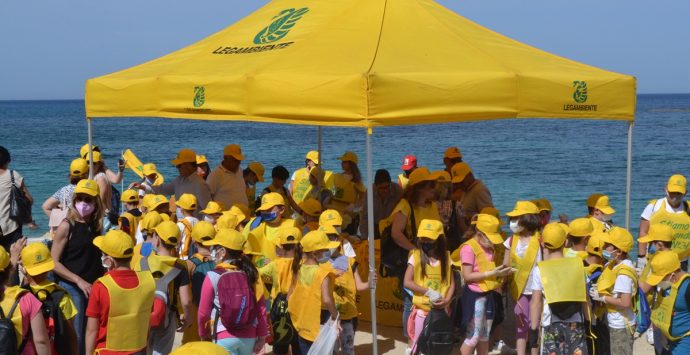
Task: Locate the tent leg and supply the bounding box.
[625,121,634,230]
[365,127,378,355]
[317,126,323,191]
[87,117,94,179]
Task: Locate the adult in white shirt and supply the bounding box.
[638,174,690,270]
[206,144,248,209]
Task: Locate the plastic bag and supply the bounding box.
[307,315,339,355]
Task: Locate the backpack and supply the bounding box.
[189,256,216,306]
[139,257,182,330]
[0,292,27,355]
[214,269,259,336]
[270,292,296,347]
[635,286,652,333]
[380,200,416,279]
[415,308,454,355]
[445,201,461,252]
[24,287,69,355]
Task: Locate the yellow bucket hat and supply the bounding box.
[176,193,198,211]
[506,201,539,217]
[74,179,99,197]
[301,230,339,253]
[417,219,444,241]
[191,221,217,244]
[93,230,135,258]
[248,162,265,182]
[70,158,88,177]
[223,144,245,161]
[21,243,55,276]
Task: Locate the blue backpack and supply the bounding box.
[635,286,652,333]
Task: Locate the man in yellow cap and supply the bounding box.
[443,146,463,173]
[138,148,211,216]
[645,250,690,354]
[85,230,156,355]
[117,189,142,241]
[449,162,493,235]
[243,192,296,267]
[638,174,690,272]
[528,222,588,354]
[290,150,320,205]
[207,144,248,210]
[589,194,616,233]
[243,161,265,212]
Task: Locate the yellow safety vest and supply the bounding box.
[291,168,312,204]
[651,274,690,341]
[263,257,295,299]
[118,211,141,241]
[508,234,540,300]
[538,257,587,304]
[463,238,500,292]
[649,199,690,260]
[331,174,358,204]
[0,286,26,349]
[244,218,296,267]
[333,257,358,320]
[97,271,155,352]
[411,250,452,311]
[597,261,638,313]
[288,264,334,342]
[398,173,409,191]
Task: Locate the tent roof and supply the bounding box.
[85,0,636,127]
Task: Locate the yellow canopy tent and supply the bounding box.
[85,0,636,351]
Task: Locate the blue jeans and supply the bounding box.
[215,337,256,355]
[403,287,413,339]
[59,280,87,355]
[298,336,313,354]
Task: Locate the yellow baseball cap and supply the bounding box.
[586,231,606,257]
[93,230,135,258]
[148,195,169,211]
[216,212,239,230]
[319,209,343,226]
[74,179,99,197]
[667,174,687,194]
[301,230,339,253]
[191,221,217,243]
[444,146,463,159]
[318,224,339,235]
[506,201,539,217]
[532,199,552,212]
[274,226,302,247]
[86,150,102,163]
[604,227,633,253]
[223,144,245,161]
[299,198,322,217]
[228,203,250,222]
[586,193,604,208]
[201,201,224,215]
[594,195,615,215]
[120,189,139,204]
[170,341,227,355]
[176,193,198,211]
[205,228,245,250]
[70,158,88,177]
[450,162,471,183]
[80,143,100,159]
[248,162,265,182]
[480,207,501,219]
[0,246,8,270]
[639,223,674,243]
[142,163,159,176]
[306,150,320,165]
[417,219,444,240]
[474,214,504,244]
[407,167,438,187]
[646,250,681,286]
[257,192,285,212]
[171,148,197,166]
[568,218,594,238]
[338,151,359,164]
[21,243,55,276]
[154,221,180,247]
[140,211,163,232]
[196,155,208,165]
[542,222,567,249]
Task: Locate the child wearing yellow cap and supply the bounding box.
[527,223,589,355]
[298,198,322,234]
[242,193,297,268]
[564,218,594,260]
[502,201,543,355]
[176,193,200,260]
[20,243,78,354]
[118,189,142,241]
[589,195,616,233]
[287,230,339,354]
[328,152,366,235]
[200,201,224,226]
[85,230,156,355]
[403,219,454,353]
[457,214,512,355]
[588,227,637,355]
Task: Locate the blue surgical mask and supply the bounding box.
[421,243,435,254]
[602,250,613,261]
[261,211,279,222]
[647,244,657,255]
[317,251,331,264]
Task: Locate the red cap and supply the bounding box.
[401,155,417,171]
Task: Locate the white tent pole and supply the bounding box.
[317,126,323,192]
[625,121,634,230]
[87,117,94,179]
[365,127,378,355]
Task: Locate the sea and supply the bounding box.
[2,94,690,256]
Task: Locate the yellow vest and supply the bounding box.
[398,173,409,191]
[331,174,358,204]
[291,168,312,204]
[508,234,540,300]
[411,249,452,311]
[118,211,141,241]
[649,199,690,260]
[651,274,690,341]
[464,238,500,292]
[0,286,26,348]
[244,218,296,268]
[597,261,638,313]
[264,257,295,299]
[537,257,587,304]
[564,247,587,261]
[288,264,334,342]
[97,271,155,352]
[333,257,358,320]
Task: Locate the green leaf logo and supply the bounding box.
[193,86,205,108]
[254,8,309,45]
[573,81,588,103]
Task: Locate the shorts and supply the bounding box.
[514,294,532,339]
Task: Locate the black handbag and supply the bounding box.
[380,200,416,278]
[9,170,32,224]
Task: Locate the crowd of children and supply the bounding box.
[2,143,690,355]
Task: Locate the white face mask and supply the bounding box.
[203,215,216,224]
[509,220,523,234]
[601,214,613,222]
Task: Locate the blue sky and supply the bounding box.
[1,0,688,100]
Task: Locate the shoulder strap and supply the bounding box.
[6,292,25,319]
[140,255,150,271]
[157,266,182,294]
[9,170,16,187]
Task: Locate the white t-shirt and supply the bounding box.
[504,236,542,296]
[606,259,637,329]
[530,266,585,326]
[640,197,685,220]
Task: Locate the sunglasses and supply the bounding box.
[75,195,96,203]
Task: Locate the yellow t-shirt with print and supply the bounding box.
[30,280,78,321]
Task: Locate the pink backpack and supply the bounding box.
[214,269,258,332]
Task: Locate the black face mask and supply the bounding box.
[421,243,435,254]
